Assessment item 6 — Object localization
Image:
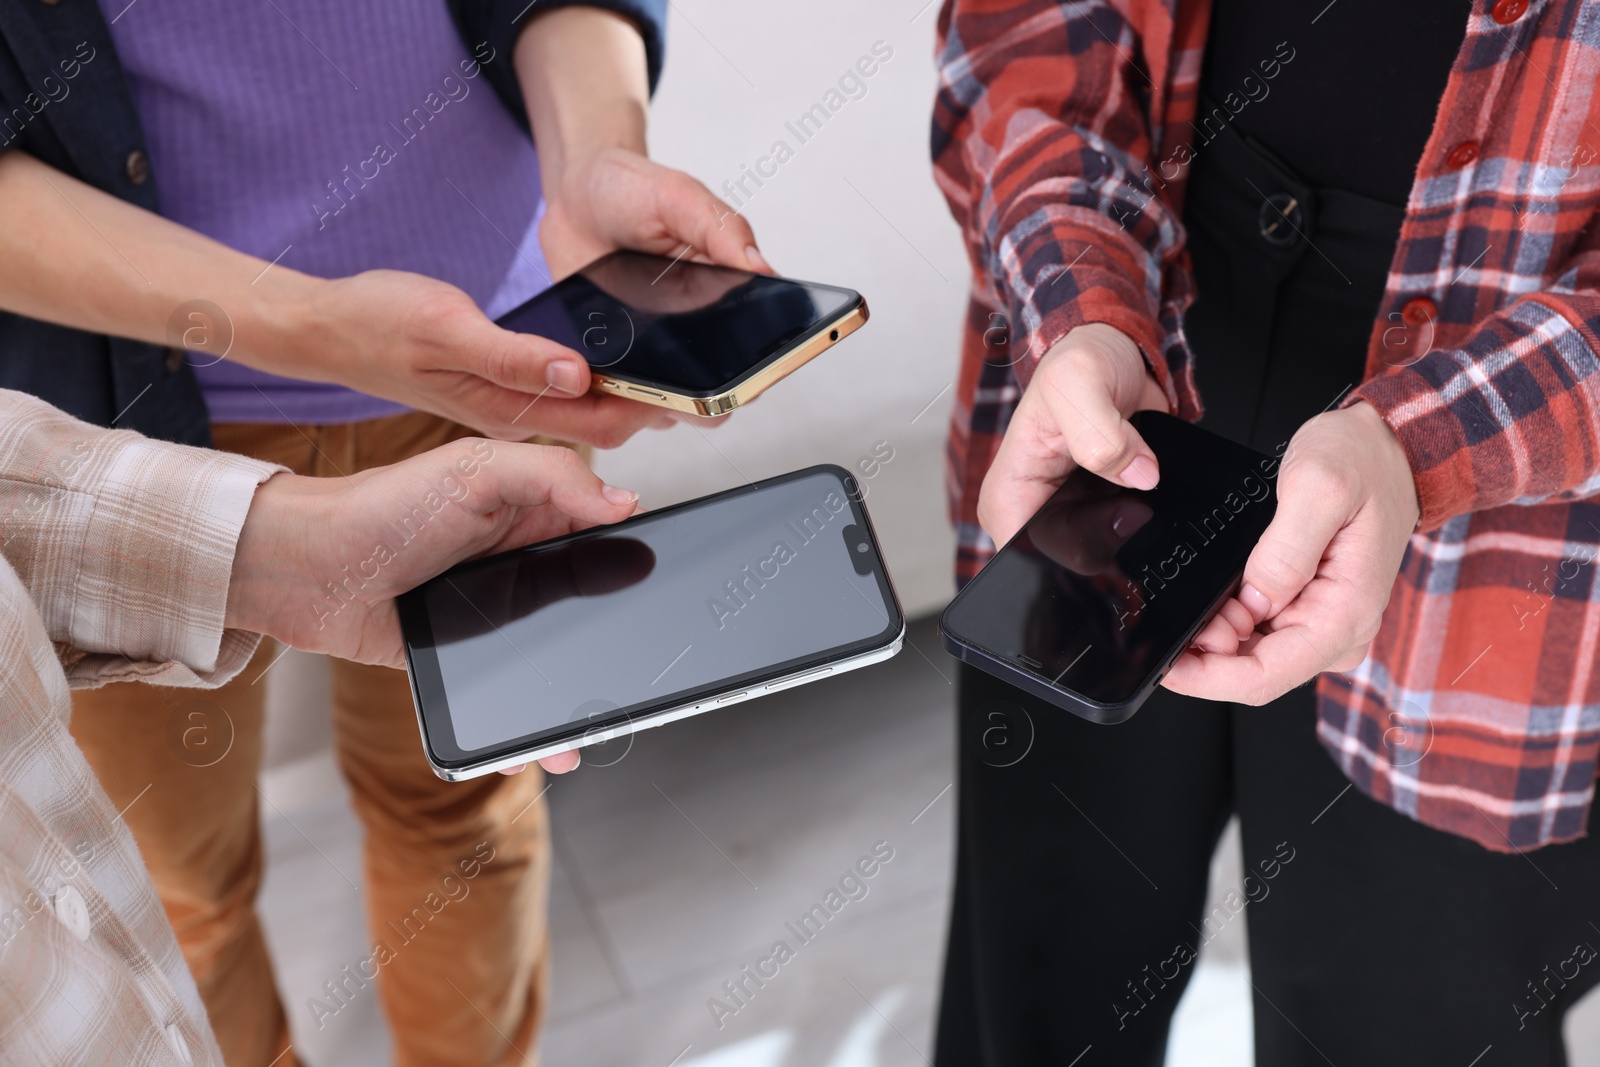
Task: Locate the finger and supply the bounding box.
[538,750,581,774]
[498,764,526,775]
[977,389,1066,547]
[1161,623,1332,704]
[1237,485,1349,625]
[1189,613,1240,656]
[1035,364,1159,491]
[1215,597,1257,641]
[463,384,674,447]
[654,169,770,273]
[470,442,638,527]
[473,323,593,399]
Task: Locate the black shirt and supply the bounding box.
[1200,0,1473,206]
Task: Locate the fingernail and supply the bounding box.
[1240,583,1272,618]
[546,361,584,397]
[745,245,771,272]
[1121,455,1159,491]
[601,484,638,507]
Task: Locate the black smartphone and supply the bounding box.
[939,411,1279,723]
[495,250,869,416]
[399,465,905,779]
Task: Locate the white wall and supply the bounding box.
[594,0,968,617]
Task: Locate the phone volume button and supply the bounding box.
[626,385,667,400]
[717,691,749,704]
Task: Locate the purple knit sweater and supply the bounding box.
[101,0,553,423]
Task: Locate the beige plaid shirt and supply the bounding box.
[0,389,281,1065]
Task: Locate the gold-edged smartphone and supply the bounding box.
[496,250,869,416]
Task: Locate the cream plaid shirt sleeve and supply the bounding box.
[0,389,283,1065]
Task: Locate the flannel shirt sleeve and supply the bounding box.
[932,0,1197,415]
[1351,234,1600,530]
[0,389,283,688]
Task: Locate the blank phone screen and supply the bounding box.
[495,250,859,394]
[942,412,1278,710]
[403,469,900,763]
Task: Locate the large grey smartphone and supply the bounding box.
[399,466,905,780]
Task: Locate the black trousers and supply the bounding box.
[934,123,1600,1066]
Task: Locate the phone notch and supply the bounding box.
[841,524,875,575]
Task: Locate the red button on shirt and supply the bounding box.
[1492,0,1528,24]
[1401,298,1438,327]
[1446,141,1481,169]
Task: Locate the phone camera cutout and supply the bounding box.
[842,525,874,575]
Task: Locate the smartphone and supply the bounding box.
[939,411,1279,723]
[399,465,905,779]
[496,250,869,416]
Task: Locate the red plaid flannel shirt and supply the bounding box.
[935,0,1600,852]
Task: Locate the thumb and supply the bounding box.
[474,322,594,400]
[655,169,771,273]
[1237,488,1345,624]
[1035,367,1159,491]
[475,442,639,528]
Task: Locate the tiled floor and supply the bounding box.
[256,617,1600,1066]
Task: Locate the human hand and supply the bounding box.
[1162,403,1420,704]
[978,323,1169,548]
[224,438,643,773]
[539,145,771,280]
[299,269,681,447]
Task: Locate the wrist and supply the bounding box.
[225,473,329,639]
[233,267,337,383]
[514,8,649,197]
[1346,400,1421,530]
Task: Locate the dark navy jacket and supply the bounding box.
[0,0,665,446]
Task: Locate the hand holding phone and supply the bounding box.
[1162,403,1418,706]
[497,251,868,416]
[978,323,1170,548]
[941,412,1278,722]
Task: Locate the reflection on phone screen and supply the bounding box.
[496,251,858,393]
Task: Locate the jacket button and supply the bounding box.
[125,149,151,185]
[1446,141,1480,170]
[165,347,186,373]
[1491,0,1528,23]
[1256,193,1304,248]
[1401,298,1438,328]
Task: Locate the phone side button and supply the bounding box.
[626,385,667,401]
[717,691,749,704]
[765,667,832,693]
